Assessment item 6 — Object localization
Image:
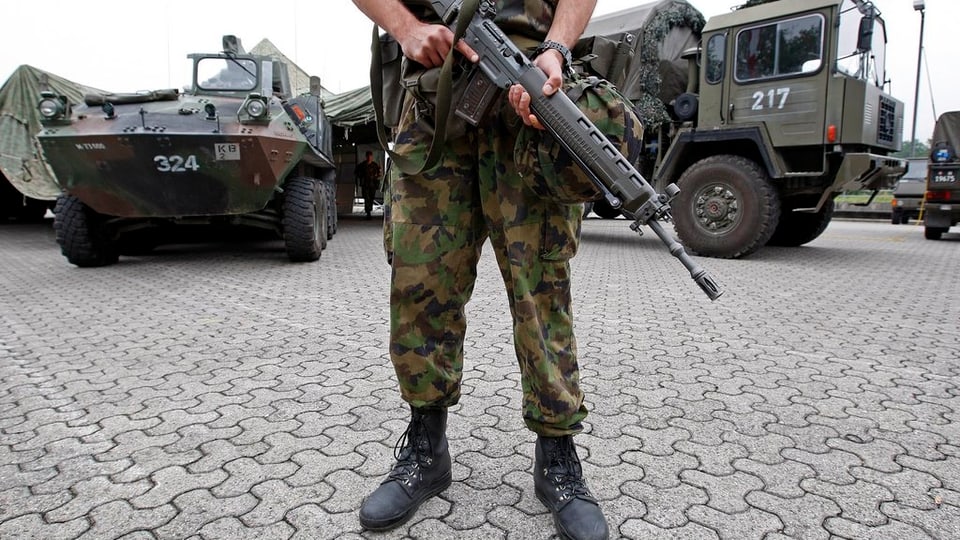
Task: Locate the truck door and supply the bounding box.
[725,12,828,148]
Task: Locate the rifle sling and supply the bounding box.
[370,0,480,176]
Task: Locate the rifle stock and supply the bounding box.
[422,0,723,300]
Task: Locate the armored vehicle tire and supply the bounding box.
[282,177,328,262]
[591,198,622,219]
[767,200,835,247]
[53,195,119,267]
[925,226,947,240]
[321,178,337,239]
[673,155,780,259]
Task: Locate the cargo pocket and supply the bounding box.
[539,202,583,261]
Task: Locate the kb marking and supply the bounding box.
[215,143,240,160]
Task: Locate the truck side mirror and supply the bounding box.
[857,15,874,52]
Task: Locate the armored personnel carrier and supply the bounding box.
[36,35,338,266]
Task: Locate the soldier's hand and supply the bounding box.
[508,50,563,130]
[399,22,478,68]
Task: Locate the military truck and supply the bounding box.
[35,36,338,266]
[923,111,960,240]
[577,0,906,258]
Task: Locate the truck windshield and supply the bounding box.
[835,0,887,88]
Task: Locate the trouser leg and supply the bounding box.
[387,130,484,408]
[476,107,588,436]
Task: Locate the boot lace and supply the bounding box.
[387,411,435,486]
[544,437,593,502]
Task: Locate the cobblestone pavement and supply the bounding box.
[1,217,958,540]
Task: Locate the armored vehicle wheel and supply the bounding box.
[591,198,622,219]
[282,177,328,262]
[53,194,119,267]
[925,226,946,240]
[321,178,337,239]
[767,200,834,247]
[673,155,780,258]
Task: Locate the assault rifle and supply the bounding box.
[411,0,723,300]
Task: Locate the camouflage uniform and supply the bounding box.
[385,0,588,438]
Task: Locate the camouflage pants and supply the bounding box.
[384,98,588,437]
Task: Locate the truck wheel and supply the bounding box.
[924,226,946,240]
[282,177,327,261]
[767,200,834,247]
[591,198,622,219]
[53,194,119,267]
[673,155,780,258]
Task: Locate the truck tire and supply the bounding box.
[591,198,622,219]
[767,200,834,247]
[53,194,119,267]
[924,226,946,240]
[282,177,327,262]
[673,155,780,258]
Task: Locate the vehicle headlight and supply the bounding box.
[238,93,269,123]
[245,98,267,118]
[38,92,67,120]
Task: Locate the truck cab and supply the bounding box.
[657,0,906,258]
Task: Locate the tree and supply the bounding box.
[893,139,930,158]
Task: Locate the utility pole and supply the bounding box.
[911,0,926,157]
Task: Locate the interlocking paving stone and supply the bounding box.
[2,218,959,539]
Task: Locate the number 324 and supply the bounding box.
[154,155,200,172]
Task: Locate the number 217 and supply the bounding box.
[752,88,790,110]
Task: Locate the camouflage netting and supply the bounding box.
[0,65,106,199]
[575,0,705,130]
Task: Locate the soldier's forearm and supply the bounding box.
[546,0,597,49]
[352,0,421,42]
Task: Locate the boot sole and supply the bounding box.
[359,472,453,531]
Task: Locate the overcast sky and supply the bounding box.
[0,0,951,141]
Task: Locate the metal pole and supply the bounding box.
[910,7,926,156]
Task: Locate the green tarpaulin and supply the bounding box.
[0,65,105,199]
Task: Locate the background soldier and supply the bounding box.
[355,150,382,220]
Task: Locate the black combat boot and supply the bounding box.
[534,435,609,540]
[359,406,452,530]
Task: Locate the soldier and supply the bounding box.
[355,150,383,220]
[351,1,608,539]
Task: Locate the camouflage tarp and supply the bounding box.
[324,86,375,129]
[577,0,705,129]
[931,111,960,150]
[0,65,106,199]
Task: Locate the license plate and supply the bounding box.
[932,170,957,183]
